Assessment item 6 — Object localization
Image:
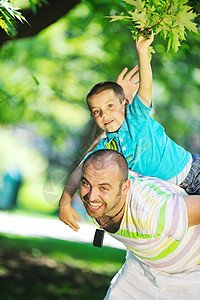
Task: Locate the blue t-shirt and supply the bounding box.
[93,94,191,180]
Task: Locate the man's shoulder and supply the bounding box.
[128,175,181,201]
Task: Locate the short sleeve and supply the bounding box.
[149,193,188,241]
[162,193,188,241]
[128,94,152,122]
[129,178,188,241]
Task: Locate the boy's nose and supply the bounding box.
[101,109,109,118]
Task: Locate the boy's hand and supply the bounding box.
[136,32,154,52]
[116,65,139,102]
[59,201,81,232]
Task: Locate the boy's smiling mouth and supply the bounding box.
[104,120,114,126]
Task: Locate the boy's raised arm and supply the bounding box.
[136,33,154,108]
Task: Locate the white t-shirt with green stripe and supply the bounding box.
[109,175,200,274]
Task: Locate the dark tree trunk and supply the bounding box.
[0,0,80,47]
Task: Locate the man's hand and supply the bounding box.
[59,163,83,231]
[116,65,139,103]
[59,200,81,232]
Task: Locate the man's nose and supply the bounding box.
[88,187,98,201]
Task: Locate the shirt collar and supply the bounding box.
[105,109,130,141]
[119,116,129,132]
[106,131,116,142]
[106,116,129,141]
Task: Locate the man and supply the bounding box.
[79,149,200,300]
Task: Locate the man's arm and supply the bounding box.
[59,163,83,231]
[184,195,200,227]
[136,33,154,108]
[59,131,105,231]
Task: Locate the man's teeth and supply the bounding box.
[89,202,102,208]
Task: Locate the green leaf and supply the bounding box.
[31,75,40,87]
[176,6,199,34]
[0,16,8,34]
[123,0,145,11]
[171,28,181,52]
[0,0,27,35]
[173,20,186,40]
[160,26,169,40]
[128,9,147,25]
[108,15,131,23]
[167,33,172,52]
[122,0,136,5]
[148,45,155,61]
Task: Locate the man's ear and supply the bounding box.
[122,179,130,196]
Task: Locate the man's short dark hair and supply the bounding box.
[86,81,125,111]
[83,149,128,183]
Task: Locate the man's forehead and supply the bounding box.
[82,161,120,182]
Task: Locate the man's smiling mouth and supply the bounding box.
[88,202,104,211]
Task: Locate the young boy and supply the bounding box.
[59,33,200,232]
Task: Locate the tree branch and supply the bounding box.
[0,0,80,47]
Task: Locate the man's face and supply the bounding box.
[88,89,126,133]
[80,162,129,220]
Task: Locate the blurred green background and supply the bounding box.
[0,0,199,299]
[0,0,200,215]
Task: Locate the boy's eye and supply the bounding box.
[93,110,100,116]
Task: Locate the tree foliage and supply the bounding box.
[0,0,26,34]
[0,0,199,177]
[109,0,199,53]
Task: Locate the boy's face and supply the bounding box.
[88,89,126,132]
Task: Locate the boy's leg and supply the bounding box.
[181,154,200,195]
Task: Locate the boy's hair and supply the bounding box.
[86,81,125,111]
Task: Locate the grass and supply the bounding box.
[0,233,126,299]
[0,233,125,274]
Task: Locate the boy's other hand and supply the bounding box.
[59,202,81,232]
[116,65,139,103]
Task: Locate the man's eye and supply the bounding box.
[108,104,114,109]
[82,181,89,187]
[100,187,107,191]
